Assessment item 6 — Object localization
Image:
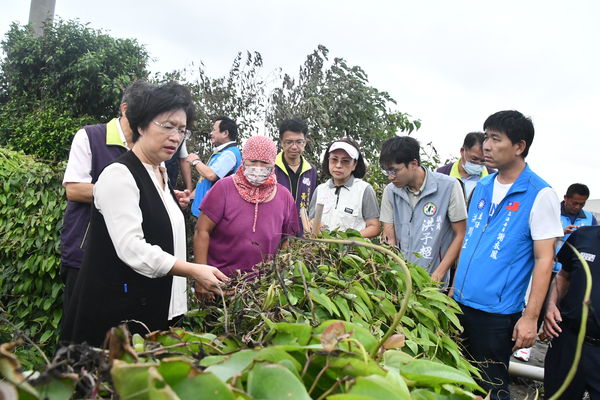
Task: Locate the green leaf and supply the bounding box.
[352,297,372,321]
[247,362,311,400]
[333,295,352,322]
[309,287,340,316]
[35,377,76,400]
[204,349,256,382]
[325,354,386,377]
[255,347,302,373]
[346,374,411,400]
[111,360,155,400]
[351,282,373,310]
[147,367,179,400]
[170,372,236,400]
[377,298,397,319]
[39,330,53,343]
[314,320,378,354]
[156,358,194,386]
[413,305,440,327]
[407,389,448,399]
[399,359,481,390]
[268,322,312,346]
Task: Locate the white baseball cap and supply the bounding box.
[329,141,359,160]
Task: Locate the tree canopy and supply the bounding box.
[0,20,422,167]
[266,45,420,165]
[0,19,149,160]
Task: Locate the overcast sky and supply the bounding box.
[2,0,599,199]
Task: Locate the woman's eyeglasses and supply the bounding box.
[153,121,191,140]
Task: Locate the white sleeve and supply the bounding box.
[178,140,188,158]
[63,129,92,185]
[308,186,319,218]
[94,164,177,278]
[529,187,564,240]
[380,184,394,223]
[448,179,468,222]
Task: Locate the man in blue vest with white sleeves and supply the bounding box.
[187,116,242,217]
[554,183,597,272]
[452,110,563,400]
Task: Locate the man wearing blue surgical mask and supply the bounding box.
[437,132,495,199]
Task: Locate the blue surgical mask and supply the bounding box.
[463,161,484,176]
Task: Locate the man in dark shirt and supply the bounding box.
[543,225,600,399]
[274,118,317,228]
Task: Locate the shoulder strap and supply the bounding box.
[219,143,241,177]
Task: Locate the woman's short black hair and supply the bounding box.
[126,81,196,142]
[321,137,367,179]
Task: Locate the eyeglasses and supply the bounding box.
[153,121,191,140]
[282,139,306,147]
[381,167,402,177]
[329,156,354,166]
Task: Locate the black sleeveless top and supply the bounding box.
[61,151,179,346]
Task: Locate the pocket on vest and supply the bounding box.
[462,263,511,308]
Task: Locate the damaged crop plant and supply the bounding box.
[0,231,486,399]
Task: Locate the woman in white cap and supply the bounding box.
[309,138,380,238]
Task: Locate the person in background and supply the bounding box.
[543,225,600,399]
[452,110,563,400]
[558,183,597,250]
[194,136,299,278]
[437,132,494,199]
[60,80,148,319]
[188,116,242,217]
[274,118,317,228]
[309,138,380,238]
[515,183,598,362]
[379,136,466,285]
[165,139,193,191]
[61,82,228,346]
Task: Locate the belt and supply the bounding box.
[565,320,600,346]
[584,336,600,346]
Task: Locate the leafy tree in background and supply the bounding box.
[163,51,266,160]
[266,45,421,166]
[0,19,149,160]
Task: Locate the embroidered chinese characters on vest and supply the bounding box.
[388,170,456,281]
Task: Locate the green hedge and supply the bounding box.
[0,147,65,365]
[0,104,96,162]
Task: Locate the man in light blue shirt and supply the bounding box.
[188,117,242,217]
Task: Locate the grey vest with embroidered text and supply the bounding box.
[387,169,456,283]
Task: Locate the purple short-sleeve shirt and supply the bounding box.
[200,176,300,276]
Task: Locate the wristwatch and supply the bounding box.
[191,160,200,166]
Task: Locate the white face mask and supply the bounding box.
[243,166,272,186]
[463,161,484,176]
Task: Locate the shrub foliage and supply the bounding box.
[0,19,149,160]
[0,148,65,360]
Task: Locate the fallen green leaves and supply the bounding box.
[1,321,483,399]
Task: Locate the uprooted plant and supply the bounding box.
[0,230,489,399]
[188,230,478,377]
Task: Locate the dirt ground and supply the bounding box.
[509,341,546,399]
